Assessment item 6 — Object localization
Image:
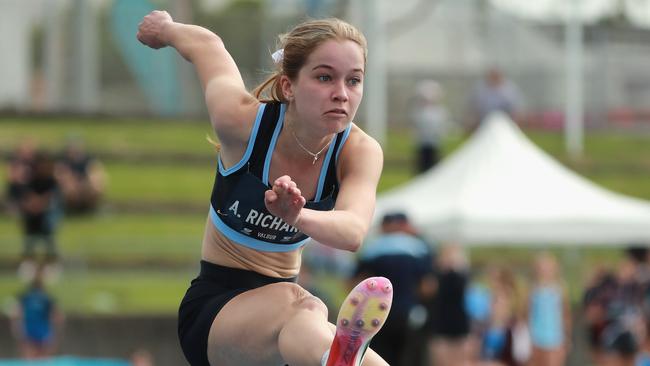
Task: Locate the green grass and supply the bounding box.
[0,269,193,315]
[105,162,214,205]
[0,117,215,156]
[0,214,205,264]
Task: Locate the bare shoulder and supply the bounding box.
[343,124,383,158]
[338,123,384,178]
[208,91,261,146]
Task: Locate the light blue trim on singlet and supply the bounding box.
[314,138,337,201]
[209,205,310,252]
[262,104,286,185]
[261,104,342,202]
[335,124,352,164]
[218,103,266,176]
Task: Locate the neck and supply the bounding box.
[284,118,335,165]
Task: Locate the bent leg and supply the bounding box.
[208,281,332,365]
[207,279,391,366]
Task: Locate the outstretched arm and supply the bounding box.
[265,128,383,252]
[137,11,258,151]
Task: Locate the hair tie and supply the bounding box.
[271,49,284,65]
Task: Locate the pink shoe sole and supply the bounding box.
[326,277,393,366]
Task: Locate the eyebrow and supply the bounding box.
[312,64,364,74]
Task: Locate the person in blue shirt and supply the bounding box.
[10,265,64,359]
[354,212,434,366]
[526,252,571,366]
[137,10,392,366]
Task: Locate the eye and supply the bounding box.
[348,77,362,86]
[317,75,332,82]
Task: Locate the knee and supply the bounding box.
[296,293,328,317]
[276,282,329,318]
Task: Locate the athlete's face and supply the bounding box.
[282,39,365,134]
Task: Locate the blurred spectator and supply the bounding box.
[601,256,646,366]
[130,348,154,366]
[464,269,493,362]
[9,264,64,359]
[525,252,571,366]
[410,80,452,173]
[583,267,619,364]
[468,67,523,129]
[5,139,37,215]
[55,137,106,214]
[427,243,472,366]
[627,246,650,366]
[584,253,647,366]
[353,211,435,366]
[18,151,62,273]
[478,266,526,366]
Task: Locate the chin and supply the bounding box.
[324,119,350,133]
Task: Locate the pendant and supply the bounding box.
[312,155,318,165]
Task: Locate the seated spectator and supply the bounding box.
[18,151,62,278]
[55,138,106,214]
[5,139,37,215]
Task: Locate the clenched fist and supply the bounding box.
[136,10,173,49]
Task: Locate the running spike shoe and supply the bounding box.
[325,277,393,366]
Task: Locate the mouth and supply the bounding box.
[325,108,348,117]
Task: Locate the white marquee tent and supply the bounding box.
[374,113,650,246]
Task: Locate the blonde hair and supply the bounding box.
[253,18,368,103]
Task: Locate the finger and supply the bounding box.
[273,183,285,196]
[264,190,278,204]
[286,181,299,195]
[295,196,306,207]
[275,180,292,194]
[289,187,301,197]
[275,175,292,186]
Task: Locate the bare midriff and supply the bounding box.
[200,217,302,278]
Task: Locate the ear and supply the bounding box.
[279,75,294,101]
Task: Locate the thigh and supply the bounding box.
[207,281,327,366]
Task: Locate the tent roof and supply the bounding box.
[375,113,650,245]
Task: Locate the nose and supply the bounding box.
[331,80,348,102]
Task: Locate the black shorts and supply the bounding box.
[178,260,297,366]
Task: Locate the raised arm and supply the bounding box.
[137,11,258,150]
[265,127,384,252]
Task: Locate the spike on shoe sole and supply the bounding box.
[325,277,393,366]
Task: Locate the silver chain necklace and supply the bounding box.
[289,124,334,165]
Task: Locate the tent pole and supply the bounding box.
[565,0,584,160]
